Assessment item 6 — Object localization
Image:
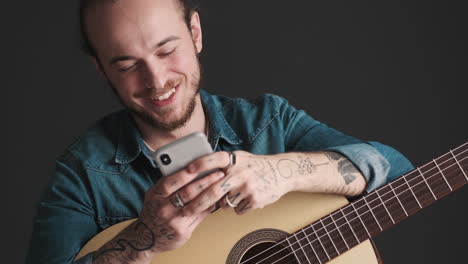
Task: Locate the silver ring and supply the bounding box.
[227,151,236,169]
[172,192,185,208]
[225,195,238,208]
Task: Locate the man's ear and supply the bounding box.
[90,56,106,77]
[190,11,203,53]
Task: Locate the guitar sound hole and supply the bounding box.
[240,241,299,264]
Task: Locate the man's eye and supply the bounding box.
[118,64,137,72]
[159,48,176,57]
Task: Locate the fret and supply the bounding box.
[334,210,359,248]
[388,182,409,216]
[342,206,369,242]
[294,231,313,264]
[417,167,438,201]
[393,177,420,215]
[451,150,468,181]
[379,185,407,223]
[312,220,339,259]
[350,202,371,237]
[405,169,436,208]
[321,216,347,255]
[433,159,453,191]
[286,235,308,264]
[352,199,380,237]
[440,149,468,189]
[366,191,394,229]
[302,229,322,264]
[363,195,383,231]
[422,161,451,199]
[303,224,330,263]
[329,213,350,250]
[403,176,422,209]
[375,189,396,225]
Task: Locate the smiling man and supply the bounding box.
[26,0,414,263]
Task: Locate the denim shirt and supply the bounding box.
[26,90,414,263]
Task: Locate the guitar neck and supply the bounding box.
[287,142,468,263]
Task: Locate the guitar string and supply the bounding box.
[262,149,468,264]
[239,143,468,264]
[263,151,468,264]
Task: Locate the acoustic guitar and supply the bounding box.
[75,142,467,263]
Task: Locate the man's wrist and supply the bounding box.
[92,220,158,264]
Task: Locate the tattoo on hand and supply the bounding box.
[239,202,252,213]
[221,176,232,192]
[93,221,155,260]
[228,192,241,203]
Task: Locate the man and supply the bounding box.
[26,0,413,263]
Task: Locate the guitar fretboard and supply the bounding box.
[281,142,468,264]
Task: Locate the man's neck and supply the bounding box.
[134,95,207,151]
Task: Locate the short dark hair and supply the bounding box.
[79,0,200,58]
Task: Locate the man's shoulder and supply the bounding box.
[203,91,293,144]
[207,92,289,117]
[58,110,128,170]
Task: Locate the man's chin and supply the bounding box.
[131,99,196,132]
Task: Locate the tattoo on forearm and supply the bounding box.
[266,161,279,185]
[93,221,155,261]
[277,158,328,179]
[326,152,359,185]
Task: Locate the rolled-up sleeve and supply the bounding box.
[275,95,414,192]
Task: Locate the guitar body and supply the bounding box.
[76,192,378,263]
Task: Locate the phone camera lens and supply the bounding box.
[160,154,171,165]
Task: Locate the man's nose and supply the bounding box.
[143,59,167,90]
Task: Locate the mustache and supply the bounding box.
[135,78,182,99]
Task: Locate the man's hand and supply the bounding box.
[92,167,226,263]
[182,151,298,215]
[183,150,366,216]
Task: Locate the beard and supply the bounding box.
[106,54,203,132]
[133,72,201,131]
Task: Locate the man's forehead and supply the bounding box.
[87,0,181,14]
[85,0,185,57]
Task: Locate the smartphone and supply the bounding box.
[153,132,215,178]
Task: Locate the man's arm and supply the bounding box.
[26,156,98,264]
[265,151,367,197]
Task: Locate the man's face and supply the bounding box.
[85,0,203,131]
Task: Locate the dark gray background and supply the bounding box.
[4,0,467,263]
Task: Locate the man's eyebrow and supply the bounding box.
[108,36,181,66]
[156,35,180,48]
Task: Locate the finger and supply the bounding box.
[187,151,231,174]
[150,169,202,198]
[177,170,225,207]
[221,192,242,209]
[182,174,235,216]
[234,199,253,215]
[184,205,214,234]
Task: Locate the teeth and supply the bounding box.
[156,88,176,101]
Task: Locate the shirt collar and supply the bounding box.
[114,90,242,165]
[114,110,156,166]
